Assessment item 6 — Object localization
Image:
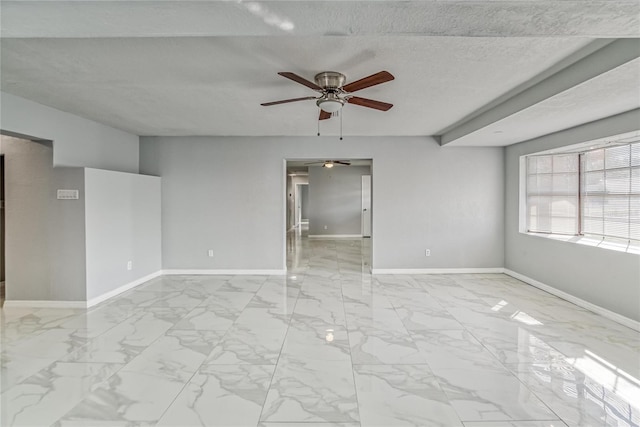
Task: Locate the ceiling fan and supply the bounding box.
[261,71,394,121]
[305,160,351,168]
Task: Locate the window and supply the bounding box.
[581,144,639,241]
[526,153,579,235]
[525,141,639,243]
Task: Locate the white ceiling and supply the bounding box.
[1,1,639,146]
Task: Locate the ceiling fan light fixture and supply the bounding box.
[323,161,334,168]
[317,98,344,113]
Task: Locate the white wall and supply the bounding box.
[300,184,309,221]
[505,109,640,322]
[287,175,308,230]
[84,168,162,301]
[139,136,504,271]
[308,165,370,236]
[0,91,139,173]
[1,136,86,301]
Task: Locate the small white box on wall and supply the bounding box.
[57,189,79,200]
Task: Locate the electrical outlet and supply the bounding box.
[127,260,133,270]
[324,225,328,230]
[425,249,431,257]
[208,249,214,257]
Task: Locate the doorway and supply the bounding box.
[285,158,373,270]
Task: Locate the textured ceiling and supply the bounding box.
[0,36,593,136]
[3,1,639,38]
[1,1,639,145]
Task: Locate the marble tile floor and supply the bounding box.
[1,229,639,426]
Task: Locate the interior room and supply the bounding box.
[0,1,638,426]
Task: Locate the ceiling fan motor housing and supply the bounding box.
[314,71,346,90]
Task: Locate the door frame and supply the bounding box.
[283,158,374,271]
[361,174,371,238]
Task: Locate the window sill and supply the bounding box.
[523,232,640,255]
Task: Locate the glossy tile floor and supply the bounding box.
[1,228,639,427]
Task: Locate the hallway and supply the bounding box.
[0,230,638,426]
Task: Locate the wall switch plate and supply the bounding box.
[425,249,431,257]
[57,189,79,200]
[208,249,214,257]
[127,260,133,270]
[324,225,328,230]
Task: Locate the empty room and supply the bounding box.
[0,1,639,426]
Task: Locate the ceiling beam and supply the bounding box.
[510,108,640,153]
[439,39,640,146]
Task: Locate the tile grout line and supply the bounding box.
[255,265,304,425]
[433,276,567,426]
[341,240,364,425]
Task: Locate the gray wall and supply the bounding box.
[1,136,86,301]
[505,110,640,322]
[84,168,162,301]
[140,136,504,270]
[300,184,309,221]
[308,166,370,236]
[1,91,139,173]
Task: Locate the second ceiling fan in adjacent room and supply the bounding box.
[305,160,351,168]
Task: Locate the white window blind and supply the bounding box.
[526,154,579,235]
[581,142,640,241]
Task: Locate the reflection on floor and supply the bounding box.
[1,227,638,426]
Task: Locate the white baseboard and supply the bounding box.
[3,300,88,309]
[371,267,505,275]
[504,268,640,332]
[162,269,287,275]
[308,234,362,239]
[86,270,163,308]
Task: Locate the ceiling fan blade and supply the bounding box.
[342,71,394,93]
[319,110,331,120]
[278,72,322,91]
[304,161,324,165]
[261,96,317,106]
[347,96,393,111]
[334,161,351,166]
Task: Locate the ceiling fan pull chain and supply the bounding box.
[340,109,343,141]
[317,115,320,136]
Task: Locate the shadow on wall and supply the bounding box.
[0,135,86,301]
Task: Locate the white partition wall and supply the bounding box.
[84,168,162,304]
